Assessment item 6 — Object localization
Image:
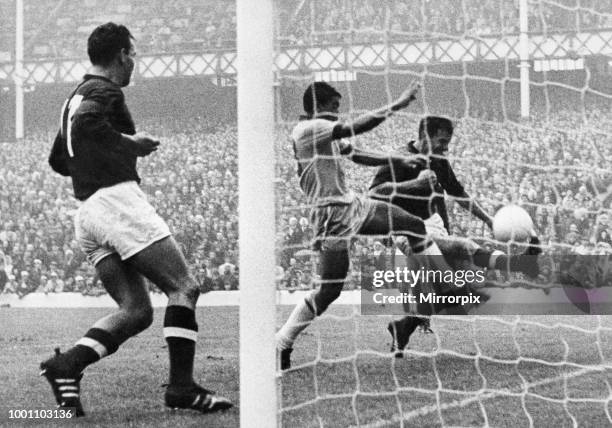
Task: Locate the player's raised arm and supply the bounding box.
[454,193,494,229]
[334,81,421,139]
[347,147,425,169]
[441,165,494,228]
[370,168,437,197]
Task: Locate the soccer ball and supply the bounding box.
[493,205,534,242]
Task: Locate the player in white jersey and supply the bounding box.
[277,81,457,369]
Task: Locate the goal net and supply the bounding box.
[272,0,612,426]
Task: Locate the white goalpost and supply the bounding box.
[237,0,277,427]
[519,0,530,118]
[14,0,24,140]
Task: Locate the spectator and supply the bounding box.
[218,256,236,276]
[17,271,32,298]
[196,267,215,293]
[45,271,64,293]
[2,102,611,293]
[0,256,7,292]
[220,266,238,290]
[3,275,17,294]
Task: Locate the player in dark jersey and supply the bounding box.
[41,23,232,416]
[369,116,541,355]
[370,117,494,231]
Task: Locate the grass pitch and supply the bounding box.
[0,307,238,427]
[2,306,612,427]
[279,307,612,428]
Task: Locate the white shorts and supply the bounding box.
[74,181,171,266]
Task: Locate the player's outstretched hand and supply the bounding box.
[393,81,421,110]
[130,132,160,157]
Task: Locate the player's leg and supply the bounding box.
[276,245,349,370]
[73,254,152,362]
[127,236,232,411]
[40,254,152,416]
[434,234,542,278]
[358,199,444,257]
[127,236,198,386]
[381,243,432,355]
[387,315,431,356]
[359,202,469,352]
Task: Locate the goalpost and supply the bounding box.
[237,0,277,427]
[14,0,24,140]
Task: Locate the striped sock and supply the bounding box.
[164,305,198,387]
[66,328,119,372]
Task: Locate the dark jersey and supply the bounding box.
[369,141,466,231]
[49,74,138,201]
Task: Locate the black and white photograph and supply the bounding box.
[1,0,612,427]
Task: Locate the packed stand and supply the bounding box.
[276,108,612,289]
[1,0,611,61]
[0,118,238,297]
[0,0,236,60]
[1,107,611,297]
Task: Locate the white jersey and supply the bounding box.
[291,116,354,207]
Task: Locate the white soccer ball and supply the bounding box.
[493,205,534,243]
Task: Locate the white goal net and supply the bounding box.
[271,0,612,426]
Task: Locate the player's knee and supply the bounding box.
[164,272,200,303]
[128,305,154,333]
[137,307,154,331]
[179,276,200,303]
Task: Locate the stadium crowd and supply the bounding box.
[1,106,611,296]
[276,108,612,289]
[0,0,610,60]
[0,118,239,297]
[284,0,612,44]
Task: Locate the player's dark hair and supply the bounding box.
[303,82,341,116]
[87,23,134,67]
[418,116,454,140]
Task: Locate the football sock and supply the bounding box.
[474,248,532,273]
[472,248,507,269]
[164,305,198,387]
[473,248,539,276]
[66,328,119,372]
[276,297,316,350]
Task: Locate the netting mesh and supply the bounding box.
[275,0,612,426]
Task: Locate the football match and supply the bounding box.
[1,0,612,427]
